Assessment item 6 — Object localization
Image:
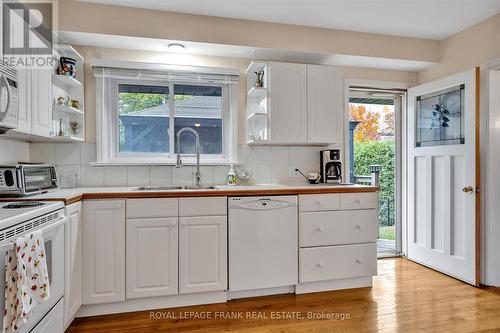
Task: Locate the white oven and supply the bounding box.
[0,206,66,333]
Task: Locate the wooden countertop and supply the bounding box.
[0,184,379,205]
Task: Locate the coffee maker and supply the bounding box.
[320,149,342,183]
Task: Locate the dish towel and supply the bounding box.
[3,230,50,332]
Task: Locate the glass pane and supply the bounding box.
[118,84,170,153]
[173,85,223,155]
[416,84,465,147]
[24,168,53,192]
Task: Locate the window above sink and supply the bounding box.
[93,60,239,165]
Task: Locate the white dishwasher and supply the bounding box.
[228,196,298,292]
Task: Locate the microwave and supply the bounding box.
[0,64,19,134]
[0,165,58,196]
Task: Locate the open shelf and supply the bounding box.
[247,112,268,121]
[51,135,84,142]
[53,75,82,88]
[248,86,267,96]
[53,104,84,116]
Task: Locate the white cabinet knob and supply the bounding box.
[314,199,323,206]
[171,221,178,226]
[115,203,123,209]
[355,199,361,204]
[356,259,362,264]
[316,226,324,232]
[180,220,187,226]
[355,224,362,230]
[316,262,324,268]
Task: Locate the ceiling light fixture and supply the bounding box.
[168,43,186,51]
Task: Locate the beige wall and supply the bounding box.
[60,0,440,64]
[76,46,417,144]
[419,14,500,82]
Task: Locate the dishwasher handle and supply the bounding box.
[231,198,297,210]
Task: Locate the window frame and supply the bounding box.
[98,77,235,165]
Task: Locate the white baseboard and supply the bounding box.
[227,286,295,300]
[76,291,227,317]
[295,276,372,294]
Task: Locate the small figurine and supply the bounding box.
[56,96,65,106]
[70,122,80,135]
[70,99,80,110]
[255,70,264,87]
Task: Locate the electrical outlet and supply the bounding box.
[288,167,300,178]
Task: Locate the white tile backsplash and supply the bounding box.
[127,166,150,187]
[0,139,30,164]
[103,167,128,187]
[25,142,326,187]
[55,143,81,166]
[30,143,55,164]
[80,143,96,165]
[80,166,104,187]
[149,166,172,186]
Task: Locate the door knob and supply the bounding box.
[462,186,475,194]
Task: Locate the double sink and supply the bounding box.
[134,185,217,191]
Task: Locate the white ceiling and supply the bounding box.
[79,0,500,40]
[60,31,436,71]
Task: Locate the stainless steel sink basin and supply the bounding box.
[134,186,183,191]
[183,185,217,190]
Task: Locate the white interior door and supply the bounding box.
[407,69,479,285]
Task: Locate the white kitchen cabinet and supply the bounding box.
[268,62,307,143]
[64,202,83,329]
[16,68,32,133]
[179,216,227,294]
[82,200,125,305]
[126,218,178,299]
[247,61,343,145]
[307,64,343,143]
[31,66,53,137]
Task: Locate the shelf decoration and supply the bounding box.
[416,84,465,147]
[255,69,264,87]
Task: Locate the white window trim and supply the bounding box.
[95,64,239,166]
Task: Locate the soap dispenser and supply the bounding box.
[227,165,237,186]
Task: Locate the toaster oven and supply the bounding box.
[0,164,58,196]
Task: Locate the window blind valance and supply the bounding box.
[92,61,240,85]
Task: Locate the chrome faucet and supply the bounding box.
[176,127,201,187]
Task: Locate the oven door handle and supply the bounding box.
[3,217,67,251]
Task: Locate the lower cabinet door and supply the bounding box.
[64,202,83,329]
[179,216,227,294]
[82,200,126,305]
[126,218,178,299]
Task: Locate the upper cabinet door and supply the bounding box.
[306,65,343,144]
[269,62,307,143]
[31,67,53,137]
[16,68,32,133]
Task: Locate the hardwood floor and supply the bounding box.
[67,258,500,333]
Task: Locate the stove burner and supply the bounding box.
[3,202,46,209]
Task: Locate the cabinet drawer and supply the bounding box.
[126,199,178,218]
[339,192,378,210]
[299,194,339,212]
[179,197,227,217]
[299,243,377,283]
[300,210,378,247]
